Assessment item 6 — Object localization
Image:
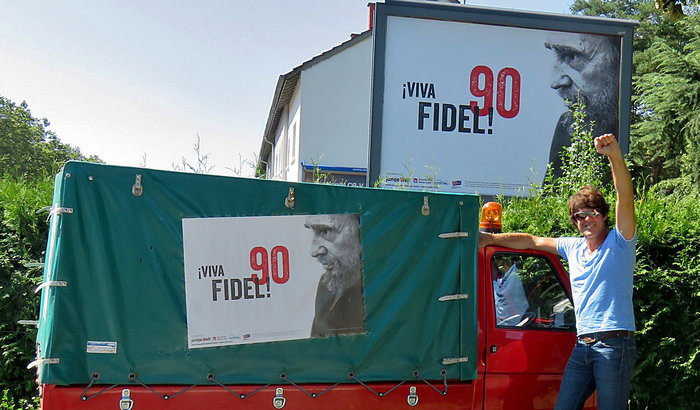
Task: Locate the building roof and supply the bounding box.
[257,30,372,171]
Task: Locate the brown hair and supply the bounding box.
[568,185,610,227]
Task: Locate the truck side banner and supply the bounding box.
[36,162,479,386]
[183,214,365,347]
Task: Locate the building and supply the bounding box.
[257,1,635,196]
[257,26,373,186]
[256,1,460,187]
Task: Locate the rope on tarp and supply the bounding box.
[128,373,197,400]
[414,369,449,396]
[207,373,271,399]
[75,369,452,401]
[347,370,448,397]
[347,372,405,397]
[280,373,339,398]
[81,373,118,401]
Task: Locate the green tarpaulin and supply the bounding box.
[36,161,478,386]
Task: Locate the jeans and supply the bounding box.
[555,336,637,410]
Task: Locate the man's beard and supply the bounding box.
[560,80,618,135]
[321,263,361,294]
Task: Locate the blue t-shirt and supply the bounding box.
[557,228,636,335]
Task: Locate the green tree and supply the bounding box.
[570,0,684,51]
[0,96,98,179]
[655,0,691,19]
[570,0,700,186]
[0,95,100,404]
[633,8,700,185]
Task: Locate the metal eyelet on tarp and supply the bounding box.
[421,196,430,215]
[285,187,295,209]
[132,174,143,196]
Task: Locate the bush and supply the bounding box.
[631,185,700,409]
[0,176,53,404]
[1,389,39,409]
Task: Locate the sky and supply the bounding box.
[1,0,572,177]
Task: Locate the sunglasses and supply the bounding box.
[573,209,601,221]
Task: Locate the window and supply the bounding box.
[491,253,574,330]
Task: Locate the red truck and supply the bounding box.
[33,162,594,409]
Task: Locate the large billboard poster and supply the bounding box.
[182,214,365,348]
[369,2,636,196]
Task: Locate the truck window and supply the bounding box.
[491,252,574,330]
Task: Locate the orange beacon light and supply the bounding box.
[479,202,502,233]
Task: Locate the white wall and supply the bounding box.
[287,85,302,182]
[269,106,288,180]
[298,36,372,169]
[269,80,302,182]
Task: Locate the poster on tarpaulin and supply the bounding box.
[370,7,633,196]
[182,214,365,348]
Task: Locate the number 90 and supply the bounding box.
[469,66,521,119]
[250,246,290,286]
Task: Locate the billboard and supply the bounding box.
[368,1,637,196]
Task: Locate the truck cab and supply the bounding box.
[479,245,595,408]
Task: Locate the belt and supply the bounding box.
[578,330,634,344]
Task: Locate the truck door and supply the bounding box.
[482,247,595,409]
